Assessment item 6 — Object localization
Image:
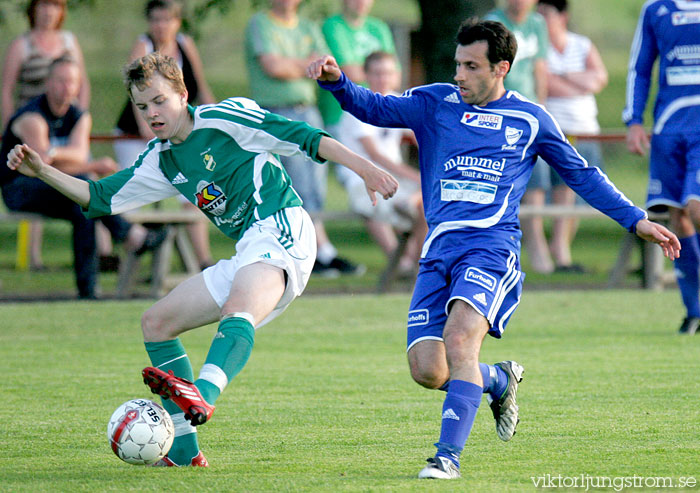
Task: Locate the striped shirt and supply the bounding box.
[545,31,601,135]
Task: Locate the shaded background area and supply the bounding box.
[0,0,661,299]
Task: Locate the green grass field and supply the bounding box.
[1,290,698,492]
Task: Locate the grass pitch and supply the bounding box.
[1,290,698,492]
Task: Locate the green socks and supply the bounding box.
[195,314,255,405]
[144,338,200,465]
[143,315,255,465]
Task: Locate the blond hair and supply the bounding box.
[123,52,186,96]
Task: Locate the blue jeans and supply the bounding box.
[2,175,132,298]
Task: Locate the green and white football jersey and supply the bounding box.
[86,98,329,240]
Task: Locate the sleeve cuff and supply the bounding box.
[317,72,347,90]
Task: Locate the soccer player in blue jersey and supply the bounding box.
[309,19,680,479]
[624,0,700,335]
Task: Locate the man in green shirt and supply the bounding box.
[319,0,397,132]
[6,52,397,467]
[245,0,363,276]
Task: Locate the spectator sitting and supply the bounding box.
[114,0,216,271]
[537,0,608,273]
[245,0,364,278]
[319,0,397,134]
[1,0,91,271]
[0,57,164,299]
[335,51,426,277]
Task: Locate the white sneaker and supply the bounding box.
[487,360,524,441]
[418,457,461,479]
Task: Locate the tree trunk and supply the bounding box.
[416,0,496,84]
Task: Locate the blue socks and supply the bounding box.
[675,236,700,318]
[435,380,482,469]
[479,363,508,400]
[434,365,509,468]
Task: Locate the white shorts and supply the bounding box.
[202,207,316,328]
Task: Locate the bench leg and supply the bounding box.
[642,239,665,290]
[173,225,200,275]
[607,232,637,288]
[376,231,411,293]
[15,220,31,272]
[150,227,177,298]
[117,253,141,299]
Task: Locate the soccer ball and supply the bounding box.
[107,399,175,465]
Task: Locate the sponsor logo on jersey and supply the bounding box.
[666,45,700,62]
[199,148,217,171]
[460,111,503,130]
[443,155,506,175]
[473,292,487,306]
[666,66,700,85]
[502,126,523,150]
[465,267,497,291]
[672,11,700,25]
[195,181,227,216]
[444,92,461,104]
[440,179,497,204]
[408,309,429,327]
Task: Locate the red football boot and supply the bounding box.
[142,367,215,426]
[151,451,209,467]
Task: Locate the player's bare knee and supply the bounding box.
[409,359,448,389]
[141,308,173,342]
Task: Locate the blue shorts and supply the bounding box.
[647,132,700,212]
[406,247,524,351]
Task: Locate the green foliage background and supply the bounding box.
[0,0,652,133]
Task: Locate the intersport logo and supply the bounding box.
[460,111,503,130]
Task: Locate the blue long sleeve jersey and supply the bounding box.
[623,0,700,134]
[320,74,646,259]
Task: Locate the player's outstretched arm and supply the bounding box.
[306,55,342,82]
[635,218,681,259]
[7,143,90,208]
[318,136,398,206]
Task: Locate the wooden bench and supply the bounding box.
[518,206,671,290]
[319,206,672,292]
[1,206,674,295]
[118,210,204,299]
[0,209,203,298]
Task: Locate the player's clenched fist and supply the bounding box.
[6,144,44,178]
[306,55,342,82]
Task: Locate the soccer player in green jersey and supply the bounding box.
[6,52,398,467]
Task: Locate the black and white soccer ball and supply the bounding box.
[107,399,175,465]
